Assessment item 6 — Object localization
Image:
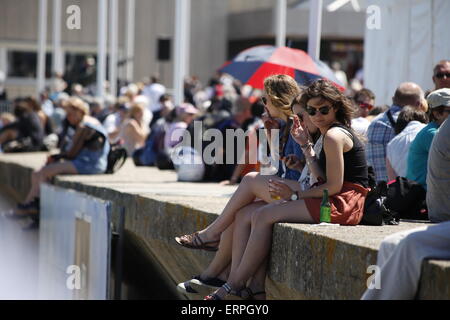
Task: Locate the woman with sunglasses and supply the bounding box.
[192,79,369,300]
[175,93,322,300]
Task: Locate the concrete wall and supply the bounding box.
[1,152,449,300]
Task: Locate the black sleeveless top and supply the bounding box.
[318,123,368,188]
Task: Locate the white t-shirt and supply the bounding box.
[103,112,121,135]
[386,121,427,178]
[298,136,323,191]
[143,83,166,112]
[351,117,371,137]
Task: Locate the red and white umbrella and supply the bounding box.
[219,45,345,91]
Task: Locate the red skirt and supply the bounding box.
[304,181,369,226]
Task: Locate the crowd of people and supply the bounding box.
[0,59,449,300]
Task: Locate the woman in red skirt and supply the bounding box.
[176,79,369,300]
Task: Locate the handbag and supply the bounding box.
[385,176,428,220]
[361,166,399,226]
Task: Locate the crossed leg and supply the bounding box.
[210,199,314,299]
[192,172,303,244]
[198,201,268,298]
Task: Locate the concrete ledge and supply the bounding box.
[1,152,449,299]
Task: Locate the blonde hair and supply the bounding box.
[264,74,301,155]
[68,97,89,115]
[263,74,301,118]
[128,102,145,120]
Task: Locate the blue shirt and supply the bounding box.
[366,105,401,182]
[406,121,439,189]
[278,133,304,181]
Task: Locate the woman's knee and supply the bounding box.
[251,207,273,227]
[235,207,252,225]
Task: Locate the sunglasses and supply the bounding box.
[305,105,332,116]
[359,102,374,110]
[435,72,450,79]
[261,97,267,105]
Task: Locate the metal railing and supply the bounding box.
[0,101,13,114]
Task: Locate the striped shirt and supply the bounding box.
[366,105,402,182]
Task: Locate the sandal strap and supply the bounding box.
[177,232,219,249]
[222,283,232,294]
[204,293,221,301]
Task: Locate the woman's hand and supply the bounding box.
[268,179,295,201]
[282,154,304,172]
[290,114,311,146]
[262,107,280,133]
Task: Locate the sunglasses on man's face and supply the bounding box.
[305,105,332,116]
[359,102,374,110]
[435,72,450,79]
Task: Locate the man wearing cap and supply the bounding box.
[406,88,450,189]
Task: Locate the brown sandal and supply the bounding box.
[174,232,219,252]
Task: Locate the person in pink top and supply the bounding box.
[164,103,198,151]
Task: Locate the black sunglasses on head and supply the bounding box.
[435,72,450,79]
[305,105,332,116]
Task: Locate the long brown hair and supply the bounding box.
[299,79,357,128]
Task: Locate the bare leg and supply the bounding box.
[200,222,234,280]
[212,199,314,298]
[246,257,269,300]
[200,201,266,280]
[230,201,265,275]
[24,161,78,203]
[198,173,301,242]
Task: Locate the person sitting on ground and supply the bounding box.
[164,103,198,152]
[219,99,265,186]
[176,95,321,299]
[361,116,450,300]
[25,96,57,150]
[0,112,15,129]
[117,102,149,156]
[0,98,44,152]
[366,82,424,182]
[103,96,130,142]
[9,97,110,217]
[175,79,369,300]
[406,88,450,190]
[385,106,428,181]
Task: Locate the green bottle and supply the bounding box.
[320,189,331,223]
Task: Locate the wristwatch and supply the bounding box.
[290,191,299,201]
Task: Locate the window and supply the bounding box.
[7,50,52,78]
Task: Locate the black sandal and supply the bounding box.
[204,283,233,300]
[175,232,219,252]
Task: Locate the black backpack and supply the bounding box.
[105,143,128,174]
[385,176,428,220]
[361,167,399,226]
